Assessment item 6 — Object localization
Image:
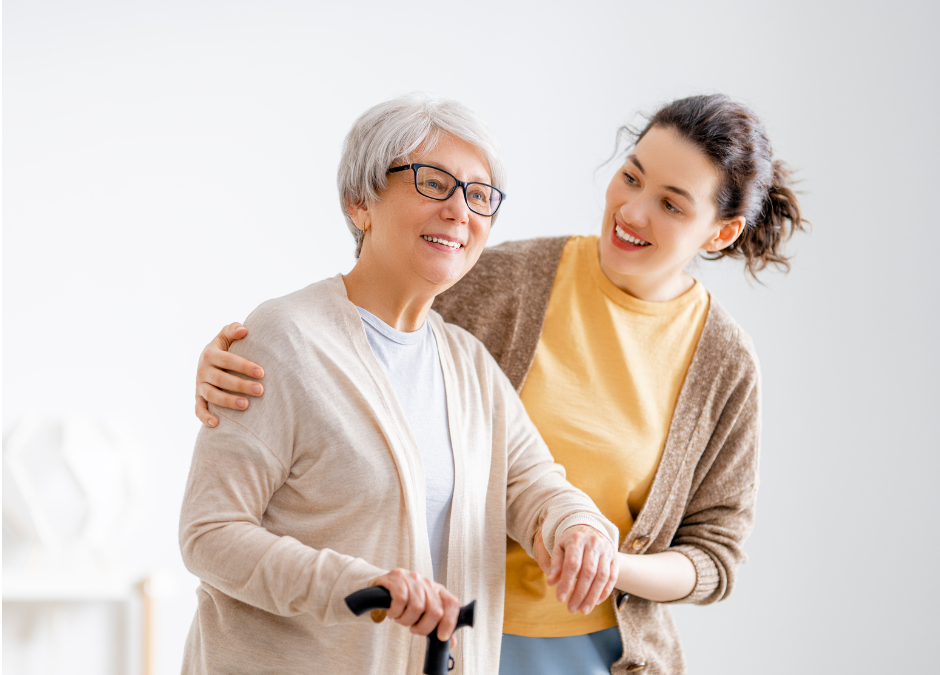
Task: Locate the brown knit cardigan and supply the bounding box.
[432,237,761,675]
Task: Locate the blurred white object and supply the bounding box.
[2,412,147,569]
[3,413,156,675]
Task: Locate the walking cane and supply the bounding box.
[345,586,476,674]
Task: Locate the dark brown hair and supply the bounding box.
[627,94,807,278]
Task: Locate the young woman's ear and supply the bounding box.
[703,216,746,252]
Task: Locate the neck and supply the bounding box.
[598,254,696,302]
[342,255,436,333]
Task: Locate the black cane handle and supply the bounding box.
[423,600,475,674]
[344,587,475,675]
[344,586,392,615]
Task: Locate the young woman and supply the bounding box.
[194,94,806,674]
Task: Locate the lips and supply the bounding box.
[421,234,463,250]
[609,219,652,252]
[614,224,650,246]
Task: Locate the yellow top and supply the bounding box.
[502,235,710,637]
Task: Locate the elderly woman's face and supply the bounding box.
[360,134,493,293]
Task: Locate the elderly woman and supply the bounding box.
[178,93,618,674]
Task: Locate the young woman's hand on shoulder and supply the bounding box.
[195,322,266,427]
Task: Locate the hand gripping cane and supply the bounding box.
[345,586,475,674]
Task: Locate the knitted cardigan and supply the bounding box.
[179,275,618,675]
[432,237,761,675]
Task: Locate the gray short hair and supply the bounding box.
[337,92,507,257]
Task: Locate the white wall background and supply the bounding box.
[4,0,938,673]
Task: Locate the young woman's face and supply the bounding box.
[357,134,493,293]
[598,125,737,294]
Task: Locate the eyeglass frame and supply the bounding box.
[386,163,506,217]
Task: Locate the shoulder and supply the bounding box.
[473,236,571,280]
[479,236,572,262]
[698,296,761,383]
[433,236,569,326]
[245,276,343,328]
[439,236,569,302]
[235,276,351,364]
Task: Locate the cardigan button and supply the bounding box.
[631,535,650,551]
[625,663,647,672]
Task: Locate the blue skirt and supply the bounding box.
[499,627,623,675]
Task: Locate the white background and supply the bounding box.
[3,0,939,673]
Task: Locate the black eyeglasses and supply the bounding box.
[387,164,505,217]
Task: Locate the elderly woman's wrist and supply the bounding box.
[551,513,617,549]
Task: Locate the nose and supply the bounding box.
[618,192,651,229]
[440,186,471,223]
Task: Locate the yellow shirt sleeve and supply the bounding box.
[503,236,710,637]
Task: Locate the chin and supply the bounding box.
[416,245,482,292]
[418,262,465,291]
[599,242,644,278]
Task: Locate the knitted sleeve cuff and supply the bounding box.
[323,557,390,626]
[545,513,618,553]
[668,544,721,604]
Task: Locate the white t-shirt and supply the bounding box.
[356,306,455,583]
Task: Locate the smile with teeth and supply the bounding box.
[422,235,462,249]
[615,224,651,246]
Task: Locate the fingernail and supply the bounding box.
[237,399,248,409]
[207,419,216,427]
[253,368,263,378]
[250,384,263,395]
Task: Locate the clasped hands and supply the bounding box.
[533,523,619,615]
[369,524,617,643]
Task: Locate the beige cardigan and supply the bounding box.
[179,274,617,675]
[433,237,762,675]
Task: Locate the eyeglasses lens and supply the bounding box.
[415,166,455,199]
[466,183,497,215]
[414,166,500,216]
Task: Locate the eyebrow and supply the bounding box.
[429,164,491,185]
[460,168,493,184]
[627,155,645,175]
[627,155,696,205]
[664,185,695,204]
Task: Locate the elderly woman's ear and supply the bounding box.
[347,200,370,233]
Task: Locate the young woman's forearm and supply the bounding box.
[615,551,696,602]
